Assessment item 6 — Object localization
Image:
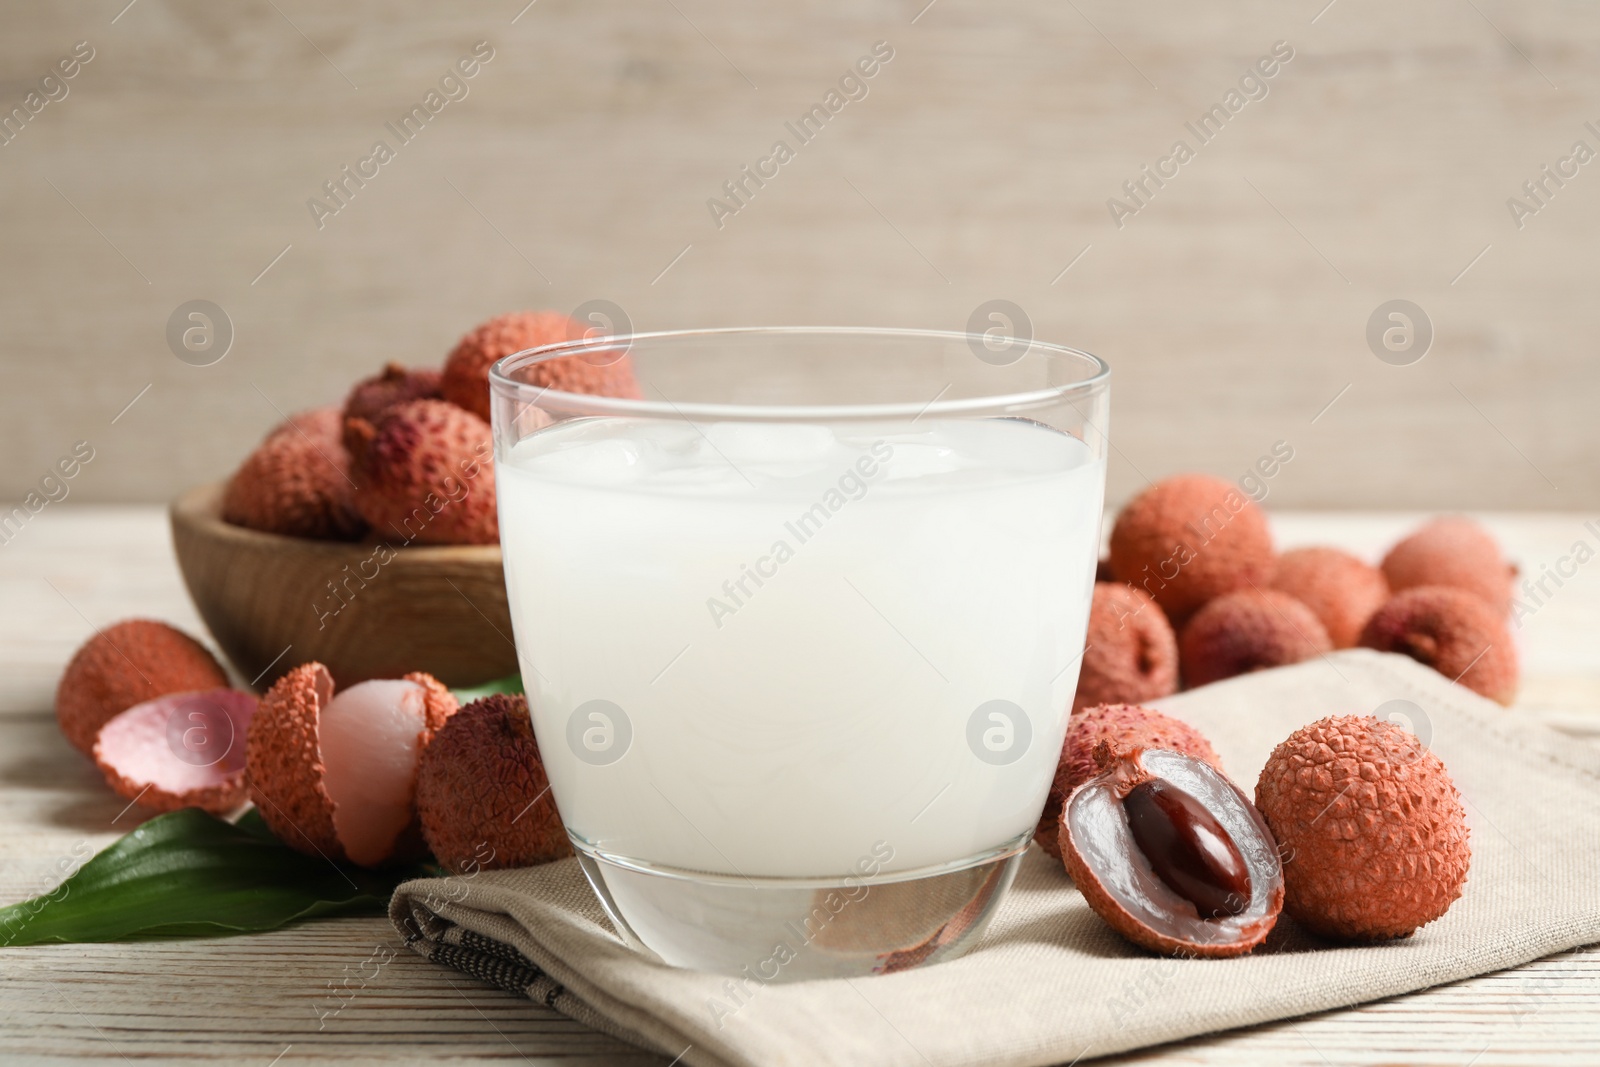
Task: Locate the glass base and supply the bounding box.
[572,832,1029,981]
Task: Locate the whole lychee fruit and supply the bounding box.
[1359,586,1518,705]
[92,688,258,814]
[416,693,570,873]
[1179,588,1333,688]
[222,424,366,542]
[246,663,458,866]
[1109,474,1276,627]
[1271,546,1389,649]
[266,404,344,447]
[1382,516,1514,616]
[1255,715,1470,941]
[1073,583,1178,713]
[345,399,497,545]
[440,310,641,423]
[56,619,230,756]
[1035,703,1220,859]
[342,363,443,452]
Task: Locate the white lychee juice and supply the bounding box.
[497,415,1104,977]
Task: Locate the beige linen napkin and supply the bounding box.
[390,650,1600,1066]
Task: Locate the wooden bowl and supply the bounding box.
[170,483,518,690]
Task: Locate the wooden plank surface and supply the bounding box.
[1,505,1597,1064]
[1,0,1597,511]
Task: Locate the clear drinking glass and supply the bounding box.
[489,327,1109,980]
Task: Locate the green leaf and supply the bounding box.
[0,809,428,946]
[452,673,524,705]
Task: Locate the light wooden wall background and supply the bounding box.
[1,0,1595,510]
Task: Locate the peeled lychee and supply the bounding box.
[1109,475,1276,627]
[1382,516,1514,616]
[1036,702,1220,859]
[56,619,230,757]
[440,310,640,423]
[1060,744,1284,957]
[1073,583,1178,713]
[416,693,570,873]
[1179,588,1333,688]
[246,663,458,866]
[92,688,257,814]
[1255,715,1470,941]
[345,399,497,545]
[1359,586,1519,705]
[342,363,443,452]
[1271,546,1389,649]
[222,426,367,542]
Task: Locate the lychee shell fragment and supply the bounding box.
[1255,715,1470,941]
[93,688,258,814]
[56,619,231,757]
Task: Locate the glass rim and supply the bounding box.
[487,325,1109,422]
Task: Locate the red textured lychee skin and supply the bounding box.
[1109,475,1276,628]
[342,364,443,452]
[222,427,366,542]
[55,619,231,757]
[266,404,344,448]
[1359,586,1519,706]
[1271,546,1389,649]
[92,688,258,815]
[441,310,642,423]
[1059,746,1283,958]
[1382,516,1514,616]
[1179,588,1333,688]
[416,693,571,874]
[1035,703,1221,859]
[245,663,460,865]
[346,399,497,545]
[1255,715,1470,942]
[1074,583,1179,714]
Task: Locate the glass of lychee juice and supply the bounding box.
[489,327,1108,980]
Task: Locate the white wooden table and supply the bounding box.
[3,507,1596,1065]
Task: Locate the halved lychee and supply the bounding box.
[245,663,458,867]
[92,688,258,814]
[1059,745,1284,957]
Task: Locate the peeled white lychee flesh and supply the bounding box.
[318,678,430,867]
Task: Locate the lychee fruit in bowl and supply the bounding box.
[1271,546,1389,649]
[441,310,640,423]
[345,399,498,546]
[1255,714,1470,941]
[1381,516,1515,616]
[55,619,231,757]
[416,693,570,874]
[1072,583,1179,714]
[246,662,459,866]
[1179,588,1333,688]
[342,363,443,451]
[222,408,366,542]
[1359,585,1519,705]
[92,688,258,814]
[1108,474,1276,628]
[1035,702,1221,859]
